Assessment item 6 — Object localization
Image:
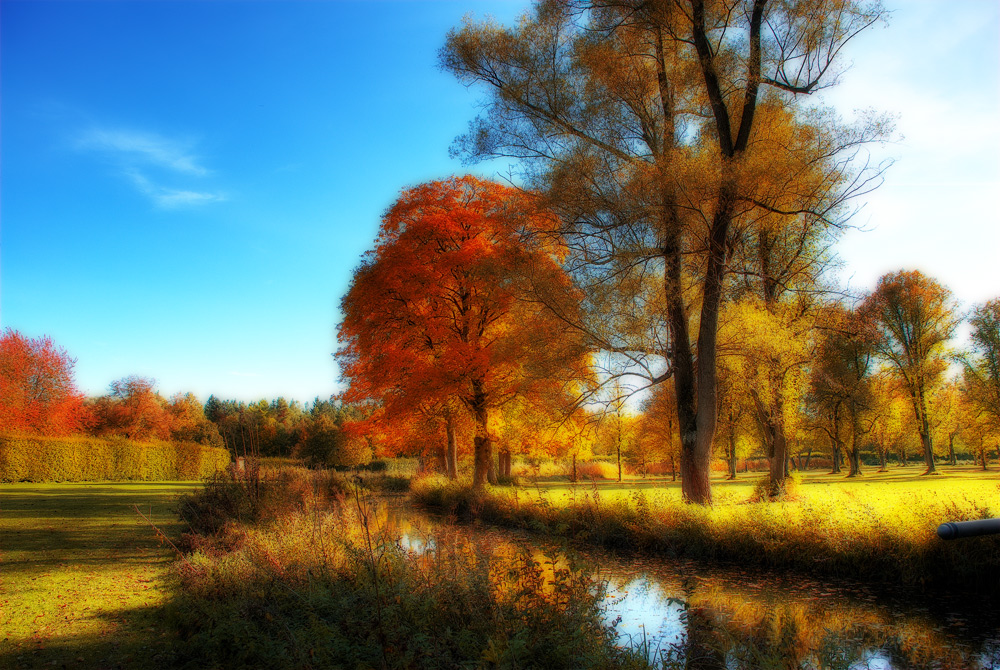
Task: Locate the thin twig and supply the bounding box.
[132,503,192,568]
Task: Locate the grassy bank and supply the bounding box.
[2,472,650,669]
[169,468,649,669]
[411,468,1000,591]
[0,482,199,669]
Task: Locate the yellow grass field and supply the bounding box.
[522,465,1000,515]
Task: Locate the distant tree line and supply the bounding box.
[0,330,368,468]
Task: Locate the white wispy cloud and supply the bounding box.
[78,125,227,208]
[127,171,227,209]
[78,127,208,175]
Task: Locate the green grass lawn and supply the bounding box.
[0,482,200,669]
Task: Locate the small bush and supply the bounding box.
[747,475,802,502]
[178,466,352,536]
[575,461,619,480]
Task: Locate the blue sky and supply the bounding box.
[2,0,998,403]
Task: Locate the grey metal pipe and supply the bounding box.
[937,518,1000,540]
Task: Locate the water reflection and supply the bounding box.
[384,503,999,669]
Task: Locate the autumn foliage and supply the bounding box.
[0,329,87,436]
[338,176,586,487]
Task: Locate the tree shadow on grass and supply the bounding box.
[0,601,182,670]
[1,483,199,669]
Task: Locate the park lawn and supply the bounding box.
[0,482,200,669]
[524,466,1000,555]
[524,465,1000,511]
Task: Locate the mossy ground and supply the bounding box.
[0,482,199,669]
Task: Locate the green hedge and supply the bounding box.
[0,434,230,482]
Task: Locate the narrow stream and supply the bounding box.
[383,501,1000,669]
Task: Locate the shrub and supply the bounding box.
[747,474,802,502]
[0,434,229,482]
[575,460,620,480]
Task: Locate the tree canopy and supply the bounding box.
[861,270,960,474]
[0,329,86,436]
[337,175,587,487]
[442,0,890,502]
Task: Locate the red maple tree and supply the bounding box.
[337,176,586,487]
[0,329,87,436]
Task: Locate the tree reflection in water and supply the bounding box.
[389,503,1000,669]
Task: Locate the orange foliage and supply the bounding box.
[0,329,87,436]
[337,176,586,485]
[89,375,170,441]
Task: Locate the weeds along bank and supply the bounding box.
[410,476,1000,593]
[170,468,651,669]
[0,434,229,482]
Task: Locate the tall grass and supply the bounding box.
[410,476,1000,592]
[172,469,651,669]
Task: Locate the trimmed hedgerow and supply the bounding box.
[0,434,229,482]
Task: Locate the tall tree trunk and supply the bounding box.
[499,449,512,479]
[726,421,737,480]
[758,390,789,490]
[767,422,788,490]
[829,404,842,474]
[654,42,717,504]
[847,410,862,477]
[948,433,957,466]
[683,0,765,503]
[445,415,458,479]
[653,30,698,499]
[487,456,498,485]
[847,444,862,477]
[470,382,493,489]
[803,446,812,471]
[914,386,936,474]
[664,218,710,504]
[683,181,735,505]
[616,440,623,483]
